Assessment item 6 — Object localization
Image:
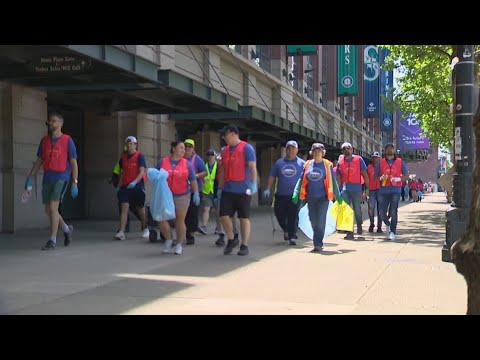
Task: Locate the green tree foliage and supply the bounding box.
[381,45,457,148]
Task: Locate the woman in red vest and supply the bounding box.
[156,141,199,255]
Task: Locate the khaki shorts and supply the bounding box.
[174,193,191,211]
[42,181,68,204]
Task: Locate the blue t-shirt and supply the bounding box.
[269,156,305,196]
[156,158,196,196]
[305,161,328,199]
[375,158,408,194]
[336,155,367,193]
[37,135,77,184]
[223,143,256,194]
[118,152,147,190]
[185,153,207,193]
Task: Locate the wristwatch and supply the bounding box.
[73,179,78,184]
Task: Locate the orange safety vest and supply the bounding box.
[367,164,379,191]
[299,159,334,201]
[379,158,403,188]
[41,134,70,172]
[222,141,247,182]
[121,151,147,186]
[161,156,189,195]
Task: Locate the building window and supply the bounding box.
[305,55,314,101]
[227,45,242,54]
[255,45,271,73]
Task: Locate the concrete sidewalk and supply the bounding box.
[0,192,466,314]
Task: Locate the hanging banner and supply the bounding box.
[380,48,394,131]
[337,45,358,96]
[398,113,431,150]
[363,45,380,118]
[287,45,317,56]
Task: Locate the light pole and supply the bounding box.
[443,45,475,262]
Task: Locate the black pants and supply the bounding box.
[274,195,300,239]
[118,201,141,231]
[185,193,199,239]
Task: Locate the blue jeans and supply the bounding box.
[341,191,363,228]
[368,190,381,229]
[378,192,400,234]
[307,197,330,248]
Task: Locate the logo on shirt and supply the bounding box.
[307,169,324,182]
[281,164,298,178]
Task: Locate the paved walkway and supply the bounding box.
[0,192,466,314]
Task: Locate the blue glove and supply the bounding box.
[193,192,200,206]
[263,189,271,199]
[127,180,137,189]
[217,189,222,202]
[25,177,33,190]
[71,185,78,199]
[251,181,258,195]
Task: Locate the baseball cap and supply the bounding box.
[184,139,195,147]
[385,142,395,148]
[311,143,326,155]
[372,151,381,158]
[286,140,298,148]
[206,148,216,156]
[341,142,352,149]
[125,136,137,143]
[220,125,239,135]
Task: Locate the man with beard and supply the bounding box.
[375,143,409,241]
[24,112,78,250]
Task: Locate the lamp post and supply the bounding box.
[443,45,475,262]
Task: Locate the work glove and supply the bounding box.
[127,180,138,189]
[71,184,79,199]
[193,192,200,206]
[292,193,299,205]
[251,181,258,195]
[336,195,344,204]
[25,177,33,190]
[263,189,271,199]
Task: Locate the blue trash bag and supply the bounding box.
[298,200,336,241]
[146,168,175,222]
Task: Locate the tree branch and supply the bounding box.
[431,46,454,60]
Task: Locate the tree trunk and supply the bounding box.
[451,98,480,315]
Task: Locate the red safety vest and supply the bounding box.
[222,141,247,182]
[41,134,70,172]
[379,158,403,188]
[338,155,362,184]
[121,152,145,186]
[161,156,189,195]
[367,164,379,191]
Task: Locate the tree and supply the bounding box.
[383,45,480,314]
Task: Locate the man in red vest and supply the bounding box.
[114,136,149,241]
[25,112,78,250]
[336,142,369,239]
[367,152,382,233]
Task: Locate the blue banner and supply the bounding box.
[380,48,394,131]
[363,45,380,118]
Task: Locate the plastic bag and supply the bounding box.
[298,201,336,241]
[329,201,354,232]
[147,168,175,222]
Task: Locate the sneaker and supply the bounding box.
[114,231,125,241]
[310,247,323,253]
[388,232,396,241]
[224,238,239,255]
[368,225,374,233]
[214,228,221,235]
[357,225,363,235]
[377,228,383,234]
[344,232,355,240]
[142,228,150,239]
[64,225,73,246]
[174,244,183,255]
[198,225,208,235]
[237,244,249,256]
[186,236,195,245]
[215,234,225,247]
[288,239,297,246]
[283,232,289,241]
[234,233,239,241]
[162,239,173,253]
[41,240,56,251]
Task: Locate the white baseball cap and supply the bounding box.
[341,142,352,149]
[371,151,381,158]
[125,136,138,143]
[286,140,298,148]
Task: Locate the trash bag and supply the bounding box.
[329,201,354,232]
[147,168,175,222]
[298,201,336,241]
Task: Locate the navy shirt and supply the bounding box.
[37,135,77,184]
[223,143,256,194]
[156,158,196,196]
[336,155,367,192]
[375,158,408,194]
[185,153,207,193]
[269,156,305,196]
[118,152,147,190]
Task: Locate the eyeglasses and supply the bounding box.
[207,153,215,156]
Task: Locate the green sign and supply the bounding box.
[337,45,358,96]
[28,55,92,74]
[287,45,317,56]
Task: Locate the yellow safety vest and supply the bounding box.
[202,162,218,195]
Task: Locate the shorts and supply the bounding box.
[42,181,68,204]
[117,186,146,208]
[173,193,191,211]
[201,193,215,208]
[219,191,251,219]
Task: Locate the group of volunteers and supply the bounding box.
[24,112,410,255]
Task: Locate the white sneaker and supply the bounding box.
[114,230,125,241]
[174,244,183,255]
[142,228,150,239]
[388,231,396,241]
[162,239,173,253]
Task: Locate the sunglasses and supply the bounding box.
[207,153,215,156]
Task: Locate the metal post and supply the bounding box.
[443,45,475,262]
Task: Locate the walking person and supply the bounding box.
[156,141,200,255]
[367,152,382,233]
[217,125,257,256]
[263,140,305,245]
[199,148,222,235]
[336,142,369,239]
[375,143,409,241]
[292,143,341,252]
[24,112,78,250]
[114,136,149,241]
[183,139,207,245]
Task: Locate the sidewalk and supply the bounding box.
[0,192,466,314]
